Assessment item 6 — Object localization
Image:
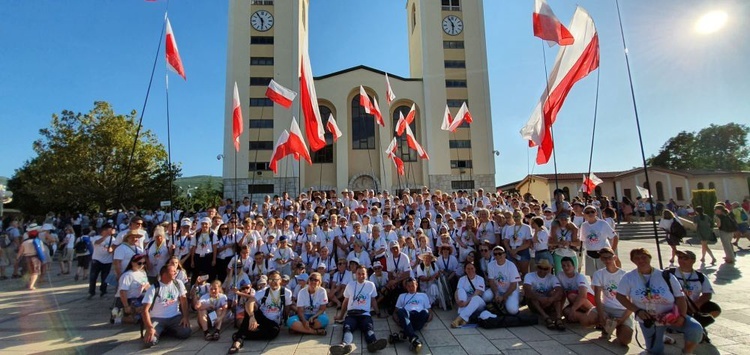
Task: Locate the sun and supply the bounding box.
[695,10,728,34]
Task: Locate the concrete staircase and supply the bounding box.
[616,221,663,240]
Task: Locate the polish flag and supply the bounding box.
[299,46,326,151]
[385,137,398,158]
[269,130,290,174]
[447,102,473,132]
[580,173,603,194]
[265,79,297,108]
[392,156,405,176]
[404,124,429,160]
[520,7,599,165]
[440,105,453,131]
[165,17,186,80]
[232,82,243,152]
[385,73,396,106]
[326,113,342,142]
[287,117,313,165]
[395,104,416,136]
[533,0,574,46]
[359,86,384,127]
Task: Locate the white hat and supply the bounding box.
[26,223,40,232]
[200,217,211,224]
[418,250,434,260]
[373,261,383,269]
[41,224,55,231]
[383,220,393,226]
[317,262,327,269]
[347,255,360,264]
[180,219,191,227]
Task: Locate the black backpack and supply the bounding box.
[670,220,687,241]
[260,287,288,324]
[74,238,88,254]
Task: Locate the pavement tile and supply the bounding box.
[425,345,468,355]
[478,327,517,340]
[454,334,499,354]
[489,338,531,350]
[566,343,615,355]
[502,349,541,355]
[418,329,458,347]
[548,333,593,345]
[509,326,553,342]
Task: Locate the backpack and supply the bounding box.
[670,220,687,241]
[0,233,11,249]
[74,238,88,254]
[665,267,705,285]
[260,287,288,324]
[141,280,181,337]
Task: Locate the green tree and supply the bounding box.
[7,101,180,215]
[648,123,750,171]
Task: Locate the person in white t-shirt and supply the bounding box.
[523,259,564,330]
[141,264,191,348]
[487,246,521,315]
[286,272,329,336]
[88,223,116,299]
[452,262,490,328]
[557,257,597,326]
[667,249,721,341]
[113,232,144,281]
[330,265,388,355]
[579,205,618,277]
[196,280,229,341]
[615,248,703,355]
[392,277,431,353]
[591,247,633,346]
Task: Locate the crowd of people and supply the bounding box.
[1,188,747,355]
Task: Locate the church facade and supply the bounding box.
[222,0,495,199]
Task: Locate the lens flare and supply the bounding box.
[695,10,728,34]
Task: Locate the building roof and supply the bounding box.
[314,65,422,82]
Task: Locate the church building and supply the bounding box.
[222,0,496,198]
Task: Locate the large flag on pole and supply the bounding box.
[385,73,396,105]
[269,130,290,174]
[395,104,416,136]
[533,0,574,46]
[579,173,603,194]
[447,102,473,132]
[520,6,599,165]
[299,43,326,151]
[287,117,313,165]
[359,86,384,127]
[440,105,453,131]
[165,17,186,80]
[384,137,404,176]
[404,124,429,160]
[385,137,398,158]
[266,79,297,108]
[232,82,243,152]
[325,113,342,142]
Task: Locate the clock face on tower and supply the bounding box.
[442,15,463,35]
[251,10,274,32]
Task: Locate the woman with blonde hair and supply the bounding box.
[287,271,329,335]
[197,280,229,341]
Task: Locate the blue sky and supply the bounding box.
[1,0,748,187]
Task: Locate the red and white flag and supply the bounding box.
[385,137,398,158]
[165,17,186,80]
[269,130,290,174]
[533,0,574,46]
[385,73,396,105]
[404,124,429,160]
[287,117,313,165]
[520,7,599,165]
[395,103,416,136]
[299,44,326,151]
[447,102,473,132]
[580,173,603,194]
[265,79,297,108]
[359,86,384,127]
[392,156,405,176]
[440,105,453,131]
[326,113,342,142]
[232,82,243,152]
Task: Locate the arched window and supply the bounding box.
[594,186,603,197]
[562,187,570,201]
[708,181,715,189]
[697,182,704,189]
[351,94,375,149]
[392,105,417,162]
[311,106,333,163]
[656,181,664,201]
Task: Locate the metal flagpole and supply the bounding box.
[585,70,602,194]
[615,0,664,269]
[540,41,560,192]
[248,106,265,204]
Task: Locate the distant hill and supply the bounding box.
[175,175,222,190]
[0,176,7,186]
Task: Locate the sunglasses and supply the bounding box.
[538,267,551,271]
[309,278,320,282]
[136,262,146,265]
[493,252,505,256]
[269,278,281,282]
[220,228,229,230]
[480,249,489,252]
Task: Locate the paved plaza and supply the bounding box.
[1,238,749,355]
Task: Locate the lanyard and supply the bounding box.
[442,256,450,271]
[338,271,345,283]
[394,255,402,270]
[638,268,654,299]
[307,289,315,311]
[353,282,366,301]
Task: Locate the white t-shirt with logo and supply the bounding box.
[503,224,532,249]
[488,260,521,294]
[557,272,593,295]
[396,292,431,313]
[578,220,616,252]
[331,270,353,287]
[670,269,714,303]
[91,235,115,264]
[256,286,294,323]
[198,293,228,310]
[592,267,628,310]
[343,280,377,316]
[296,287,329,315]
[118,270,149,299]
[617,269,683,321]
[387,253,412,274]
[523,272,561,297]
[457,274,486,297]
[143,279,187,319]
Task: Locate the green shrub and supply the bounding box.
[691,189,718,217]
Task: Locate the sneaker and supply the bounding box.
[330,343,354,355]
[388,332,402,344]
[87,294,95,300]
[367,338,388,352]
[145,337,158,348]
[409,338,423,354]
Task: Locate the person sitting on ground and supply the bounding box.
[523,259,565,331]
[330,257,352,308]
[117,254,150,324]
[452,262,491,328]
[391,277,432,353]
[668,249,721,343]
[197,280,229,341]
[369,261,390,314]
[287,271,329,336]
[591,247,633,346]
[330,264,388,355]
[557,256,598,326]
[487,245,521,315]
[229,270,292,353]
[141,264,192,348]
